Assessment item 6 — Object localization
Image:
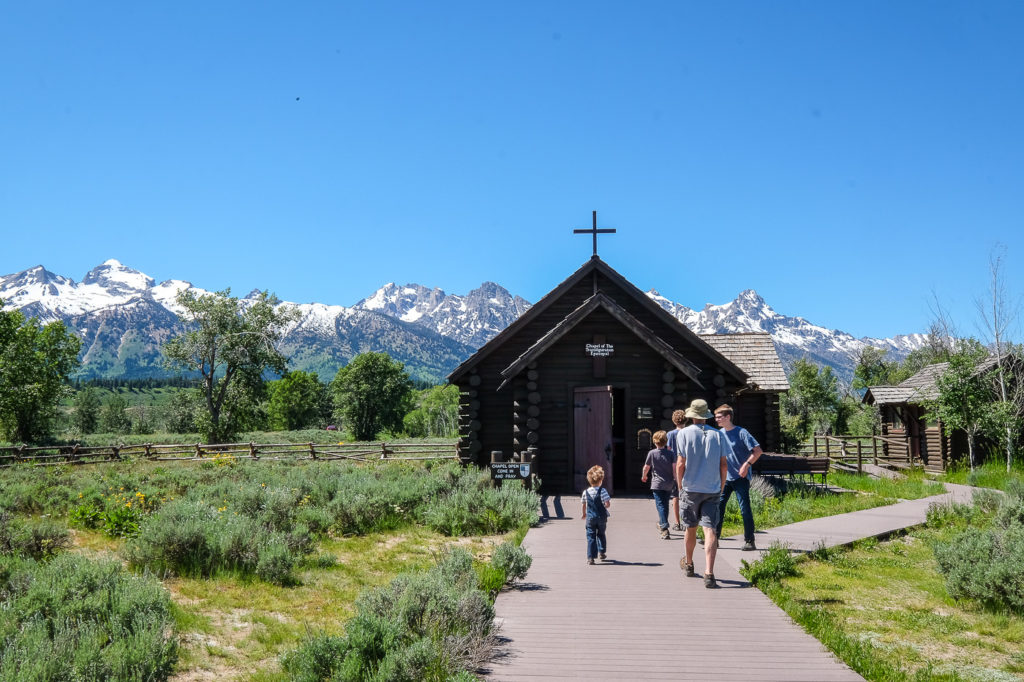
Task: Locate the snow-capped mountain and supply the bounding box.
[646,288,927,381]
[0,261,928,384]
[354,281,531,347]
[0,261,473,383]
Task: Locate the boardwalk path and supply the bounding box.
[484,484,976,681]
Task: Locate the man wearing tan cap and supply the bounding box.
[674,398,731,588]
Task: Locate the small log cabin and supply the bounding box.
[863,357,1001,472]
[448,256,789,495]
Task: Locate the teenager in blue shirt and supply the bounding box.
[713,404,764,551]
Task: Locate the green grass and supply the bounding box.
[829,468,945,499]
[718,471,944,540]
[940,459,1024,492]
[746,515,1024,680]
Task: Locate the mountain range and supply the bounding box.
[0,260,927,385]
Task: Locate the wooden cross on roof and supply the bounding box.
[573,210,615,257]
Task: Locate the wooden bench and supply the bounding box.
[753,454,830,485]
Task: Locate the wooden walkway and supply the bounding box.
[484,485,976,681]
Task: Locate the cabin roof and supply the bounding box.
[863,386,915,406]
[698,333,790,391]
[448,256,752,385]
[498,292,706,390]
[864,356,1000,405]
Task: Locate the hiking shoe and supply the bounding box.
[673,523,684,531]
[742,541,757,551]
[680,559,695,577]
[704,573,717,588]
[587,558,595,565]
[660,528,671,540]
[598,552,606,561]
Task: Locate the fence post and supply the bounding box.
[380,442,387,460]
[526,446,539,490]
[857,439,863,474]
[17,444,25,463]
[144,443,151,459]
[491,450,504,487]
[250,442,258,460]
[309,442,316,460]
[195,443,202,459]
[825,437,830,460]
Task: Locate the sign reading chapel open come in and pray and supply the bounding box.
[585,343,614,357]
[490,462,532,480]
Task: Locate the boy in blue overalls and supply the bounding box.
[581,465,611,564]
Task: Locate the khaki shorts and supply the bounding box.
[680,490,720,529]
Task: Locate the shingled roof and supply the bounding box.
[863,386,915,405]
[698,333,790,392]
[865,357,1000,405]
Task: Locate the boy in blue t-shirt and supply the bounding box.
[581,465,611,564]
[714,404,764,551]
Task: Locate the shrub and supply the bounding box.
[491,541,531,584]
[122,499,301,585]
[0,553,177,681]
[933,492,1024,614]
[103,503,143,538]
[256,540,298,586]
[740,543,798,586]
[420,469,539,536]
[281,548,496,681]
[933,525,1024,613]
[0,512,71,560]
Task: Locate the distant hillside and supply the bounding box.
[1,260,927,384]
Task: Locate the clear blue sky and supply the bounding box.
[3,1,1023,340]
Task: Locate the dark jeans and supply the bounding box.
[586,519,607,558]
[716,477,754,543]
[651,489,671,530]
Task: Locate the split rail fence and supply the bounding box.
[0,441,460,468]
[798,434,931,473]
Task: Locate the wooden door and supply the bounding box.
[574,386,614,494]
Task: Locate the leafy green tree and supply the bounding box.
[132,404,155,435]
[781,358,841,442]
[73,388,101,434]
[331,352,414,441]
[403,384,460,437]
[925,341,995,471]
[267,371,328,431]
[162,289,297,443]
[163,388,202,434]
[842,396,881,436]
[0,301,82,443]
[100,394,132,434]
[852,346,898,390]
